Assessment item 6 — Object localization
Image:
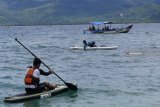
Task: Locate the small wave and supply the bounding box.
[0,83,24,92]
[146,88,159,92]
[1,76,12,79]
[126,52,143,55]
[115,89,146,96]
[37,45,48,48]
[110,54,119,57]
[81,87,119,97]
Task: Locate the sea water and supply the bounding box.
[1,23,160,107]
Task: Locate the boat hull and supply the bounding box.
[87,25,133,34]
[117,25,133,33]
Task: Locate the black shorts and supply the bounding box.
[25,83,46,94]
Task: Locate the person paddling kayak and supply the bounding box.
[83,40,96,50]
[25,58,57,94]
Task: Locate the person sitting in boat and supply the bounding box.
[83,40,96,50]
[91,25,95,31]
[89,26,92,30]
[105,26,109,31]
[24,58,57,94]
[88,41,96,47]
[102,27,105,31]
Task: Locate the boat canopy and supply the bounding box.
[90,22,104,25]
[90,21,113,25]
[104,21,113,24]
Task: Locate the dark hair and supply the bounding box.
[33,58,41,66]
[83,40,87,44]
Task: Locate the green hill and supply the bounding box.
[0,0,160,25]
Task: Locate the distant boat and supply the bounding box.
[84,22,133,34]
[127,52,143,55]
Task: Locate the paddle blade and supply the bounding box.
[65,83,78,91]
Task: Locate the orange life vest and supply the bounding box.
[24,68,36,85]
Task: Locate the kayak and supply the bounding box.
[4,83,77,103]
[69,46,118,50]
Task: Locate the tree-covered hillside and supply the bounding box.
[0,0,160,25]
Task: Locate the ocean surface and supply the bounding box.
[1,23,160,107]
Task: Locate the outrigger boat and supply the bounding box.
[84,22,133,34]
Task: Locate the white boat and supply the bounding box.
[69,46,118,50]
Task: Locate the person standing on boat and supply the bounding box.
[24,58,57,93]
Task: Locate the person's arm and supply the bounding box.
[84,44,86,50]
[39,69,52,76]
[83,41,87,50]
